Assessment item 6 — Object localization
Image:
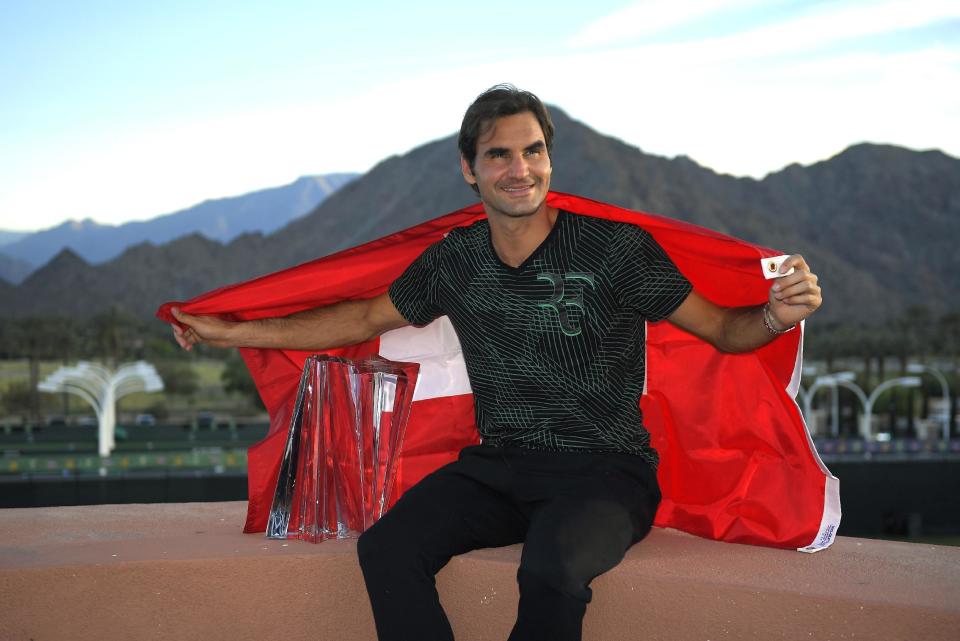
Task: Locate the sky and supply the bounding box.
[1,0,958,232]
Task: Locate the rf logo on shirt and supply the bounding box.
[536,272,596,336]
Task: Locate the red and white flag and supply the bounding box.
[157,192,840,552]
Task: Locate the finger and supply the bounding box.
[173,327,192,351]
[781,268,817,284]
[171,307,201,326]
[772,273,803,292]
[171,308,188,332]
[778,294,821,309]
[773,283,822,305]
[779,254,809,275]
[773,280,819,301]
[772,281,807,302]
[775,292,821,309]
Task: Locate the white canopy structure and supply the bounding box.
[37,361,164,457]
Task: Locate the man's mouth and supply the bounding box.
[501,183,535,193]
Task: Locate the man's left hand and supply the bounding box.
[768,254,821,330]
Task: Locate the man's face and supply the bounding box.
[460,111,552,219]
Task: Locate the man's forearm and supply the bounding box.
[227,300,380,351]
[715,304,791,354]
[172,292,409,353]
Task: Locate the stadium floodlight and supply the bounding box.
[802,375,843,435]
[827,371,857,436]
[802,372,868,437]
[906,364,951,440]
[861,376,923,441]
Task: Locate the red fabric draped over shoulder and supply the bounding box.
[157,192,839,550]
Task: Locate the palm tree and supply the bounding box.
[86,306,140,367]
[7,316,69,426]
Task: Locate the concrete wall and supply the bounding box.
[1,502,958,641]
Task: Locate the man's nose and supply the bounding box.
[507,154,529,177]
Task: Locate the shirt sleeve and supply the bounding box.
[610,225,692,322]
[388,240,445,326]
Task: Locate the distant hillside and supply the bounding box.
[1,108,957,326]
[760,144,960,312]
[0,253,33,285]
[14,235,275,316]
[0,276,14,300]
[0,173,357,280]
[0,230,29,247]
[263,111,958,325]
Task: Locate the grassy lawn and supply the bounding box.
[0,357,260,423]
[0,359,63,384]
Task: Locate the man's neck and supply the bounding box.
[487,205,559,268]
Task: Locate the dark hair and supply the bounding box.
[458,84,555,187]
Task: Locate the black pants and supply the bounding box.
[357,444,661,641]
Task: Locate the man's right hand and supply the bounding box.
[171,307,237,351]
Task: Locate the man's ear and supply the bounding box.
[460,155,477,186]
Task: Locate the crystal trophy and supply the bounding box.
[266,355,419,542]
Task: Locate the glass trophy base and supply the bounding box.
[266,355,419,543]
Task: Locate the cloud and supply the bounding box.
[568,0,765,48]
[569,0,960,58]
[705,0,960,60]
[545,44,960,177]
[3,0,958,229]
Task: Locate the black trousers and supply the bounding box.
[357,444,661,641]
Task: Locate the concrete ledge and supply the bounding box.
[1,502,958,641]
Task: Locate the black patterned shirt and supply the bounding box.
[388,210,691,467]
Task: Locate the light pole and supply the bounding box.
[906,363,951,440]
[829,372,856,437]
[862,376,922,440]
[803,375,850,436]
[834,380,867,436]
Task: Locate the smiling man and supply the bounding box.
[172,85,822,641]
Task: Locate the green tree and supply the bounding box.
[0,319,18,359]
[85,306,142,366]
[154,360,199,399]
[1,381,57,422]
[936,311,960,369]
[7,316,74,425]
[887,305,934,374]
[221,352,264,410]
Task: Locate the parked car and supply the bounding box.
[134,413,157,427]
[195,412,216,429]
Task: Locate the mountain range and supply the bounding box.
[0,231,29,246]
[0,173,357,283]
[1,107,957,326]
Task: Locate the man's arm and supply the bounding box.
[171,292,410,352]
[667,254,821,354]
